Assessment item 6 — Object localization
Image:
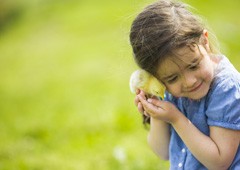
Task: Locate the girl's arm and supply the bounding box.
[173,113,239,170]
[134,90,170,160]
[138,96,240,170]
[147,117,170,160]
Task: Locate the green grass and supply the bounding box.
[0,0,239,169]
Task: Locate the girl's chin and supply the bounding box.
[187,87,209,100]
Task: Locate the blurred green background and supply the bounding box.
[0,0,239,169]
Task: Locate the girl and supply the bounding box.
[129,0,240,169]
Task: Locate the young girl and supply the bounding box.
[130,0,240,169]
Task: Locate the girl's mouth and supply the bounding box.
[188,82,203,93]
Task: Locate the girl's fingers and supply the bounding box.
[137,97,150,118]
[137,102,144,114]
[139,90,147,100]
[151,95,159,100]
[135,96,144,114]
[134,90,145,107]
[134,96,139,106]
[147,98,164,109]
[135,93,148,115]
[135,88,140,95]
[143,111,150,117]
[138,95,162,115]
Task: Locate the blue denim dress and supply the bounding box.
[165,56,240,169]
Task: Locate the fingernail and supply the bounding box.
[136,89,140,94]
[147,99,152,103]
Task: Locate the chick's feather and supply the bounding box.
[129,69,165,99]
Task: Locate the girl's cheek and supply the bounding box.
[201,68,214,82]
[166,84,181,97]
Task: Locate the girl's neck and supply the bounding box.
[211,54,221,71]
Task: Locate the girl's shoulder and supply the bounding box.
[207,55,240,103]
[205,56,240,130]
[213,55,240,85]
[209,55,240,96]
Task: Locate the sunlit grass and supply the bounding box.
[0,0,166,169]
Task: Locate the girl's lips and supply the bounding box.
[188,82,203,92]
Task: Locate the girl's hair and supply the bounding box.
[129,0,219,125]
[130,0,218,77]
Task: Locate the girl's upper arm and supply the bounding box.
[210,126,240,167]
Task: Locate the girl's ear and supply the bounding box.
[201,29,210,52]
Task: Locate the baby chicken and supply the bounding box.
[129,69,166,99]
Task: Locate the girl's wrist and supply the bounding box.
[170,111,186,126]
[150,116,168,125]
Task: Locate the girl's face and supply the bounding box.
[157,44,218,100]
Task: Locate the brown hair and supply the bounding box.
[130,0,218,77]
[129,0,219,125]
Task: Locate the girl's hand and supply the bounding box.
[134,89,150,118]
[137,94,181,124]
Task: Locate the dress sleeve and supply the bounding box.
[206,79,240,130]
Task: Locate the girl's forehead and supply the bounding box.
[157,59,180,78]
[157,46,200,78]
[172,45,198,61]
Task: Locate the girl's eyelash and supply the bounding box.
[189,62,200,70]
[165,60,201,84]
[167,76,178,83]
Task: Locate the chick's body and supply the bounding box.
[129,69,165,99]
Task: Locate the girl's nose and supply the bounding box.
[182,73,197,88]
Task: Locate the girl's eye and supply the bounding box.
[167,76,178,84]
[189,63,200,70]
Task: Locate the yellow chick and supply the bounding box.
[129,69,166,99]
